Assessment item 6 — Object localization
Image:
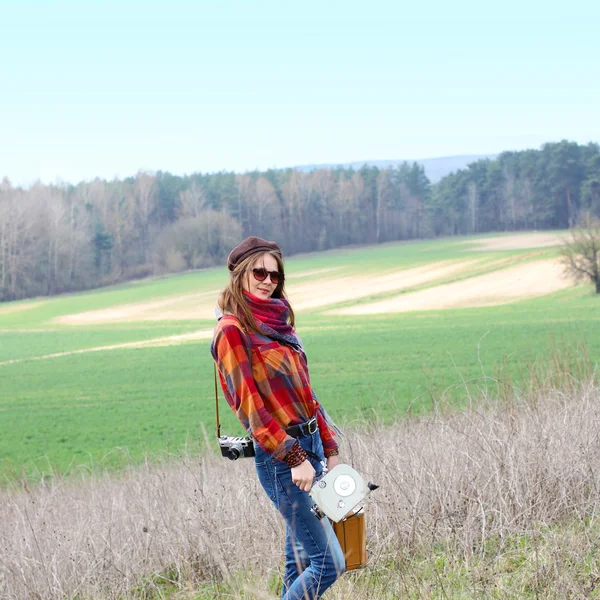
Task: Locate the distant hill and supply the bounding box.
[293,154,498,183]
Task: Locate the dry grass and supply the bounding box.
[2,370,600,599]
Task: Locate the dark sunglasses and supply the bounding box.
[252,268,284,285]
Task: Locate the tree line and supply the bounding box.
[1,140,599,301]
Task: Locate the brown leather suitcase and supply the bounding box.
[332,509,367,570]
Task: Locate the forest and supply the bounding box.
[1,140,599,301]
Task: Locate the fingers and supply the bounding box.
[300,477,313,492]
[302,478,313,492]
[291,460,315,491]
[292,473,312,491]
[294,479,310,492]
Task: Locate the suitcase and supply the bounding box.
[332,508,367,570]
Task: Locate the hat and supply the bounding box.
[227,236,282,271]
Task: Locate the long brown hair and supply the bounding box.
[218,251,295,333]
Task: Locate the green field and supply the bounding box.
[1,232,598,483]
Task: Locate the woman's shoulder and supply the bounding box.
[213,315,252,345]
[214,314,243,332]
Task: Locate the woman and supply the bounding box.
[211,236,345,599]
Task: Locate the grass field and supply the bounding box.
[1,231,598,483]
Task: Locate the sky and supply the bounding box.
[1,0,599,186]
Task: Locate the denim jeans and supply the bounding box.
[254,429,346,599]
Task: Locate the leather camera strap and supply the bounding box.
[214,365,221,439]
[305,449,323,463]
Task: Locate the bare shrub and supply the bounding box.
[559,216,600,293]
[164,249,188,273]
[2,377,600,598]
[152,212,242,274]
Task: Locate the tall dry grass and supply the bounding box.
[2,370,600,599]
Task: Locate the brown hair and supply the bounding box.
[218,251,295,333]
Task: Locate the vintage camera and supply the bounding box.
[310,464,378,522]
[218,435,256,460]
[310,465,379,571]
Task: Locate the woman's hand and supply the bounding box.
[291,460,316,492]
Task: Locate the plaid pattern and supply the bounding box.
[211,315,339,462]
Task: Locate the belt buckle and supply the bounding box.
[307,418,317,435]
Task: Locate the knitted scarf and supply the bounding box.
[243,291,304,351]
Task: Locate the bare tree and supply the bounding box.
[311,170,336,249]
[332,174,358,246]
[468,180,478,234]
[375,170,391,243]
[63,191,92,287]
[560,216,600,293]
[152,210,242,272]
[179,181,207,218]
[253,177,280,236]
[0,192,9,294]
[110,182,137,278]
[235,174,254,236]
[134,171,157,264]
[0,189,38,299]
[280,172,300,248]
[502,165,517,229]
[36,185,67,294]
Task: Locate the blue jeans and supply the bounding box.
[254,429,346,599]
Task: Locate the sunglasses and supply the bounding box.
[252,268,284,285]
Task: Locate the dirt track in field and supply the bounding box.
[0,329,214,367]
[53,290,222,325]
[288,260,480,311]
[287,267,343,278]
[0,301,42,315]
[52,260,480,325]
[52,268,344,325]
[472,232,565,251]
[330,259,569,315]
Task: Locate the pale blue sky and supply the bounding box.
[1,0,599,186]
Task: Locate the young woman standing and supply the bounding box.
[211,236,345,599]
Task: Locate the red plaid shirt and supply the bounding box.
[211,315,338,462]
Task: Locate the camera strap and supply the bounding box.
[214,365,221,439]
[305,449,324,463]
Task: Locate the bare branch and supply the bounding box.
[559,217,600,293]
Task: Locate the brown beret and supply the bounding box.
[227,236,282,271]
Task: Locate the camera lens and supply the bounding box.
[227,447,241,460]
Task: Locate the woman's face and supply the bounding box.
[242,253,280,300]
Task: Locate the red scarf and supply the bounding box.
[243,291,303,350]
